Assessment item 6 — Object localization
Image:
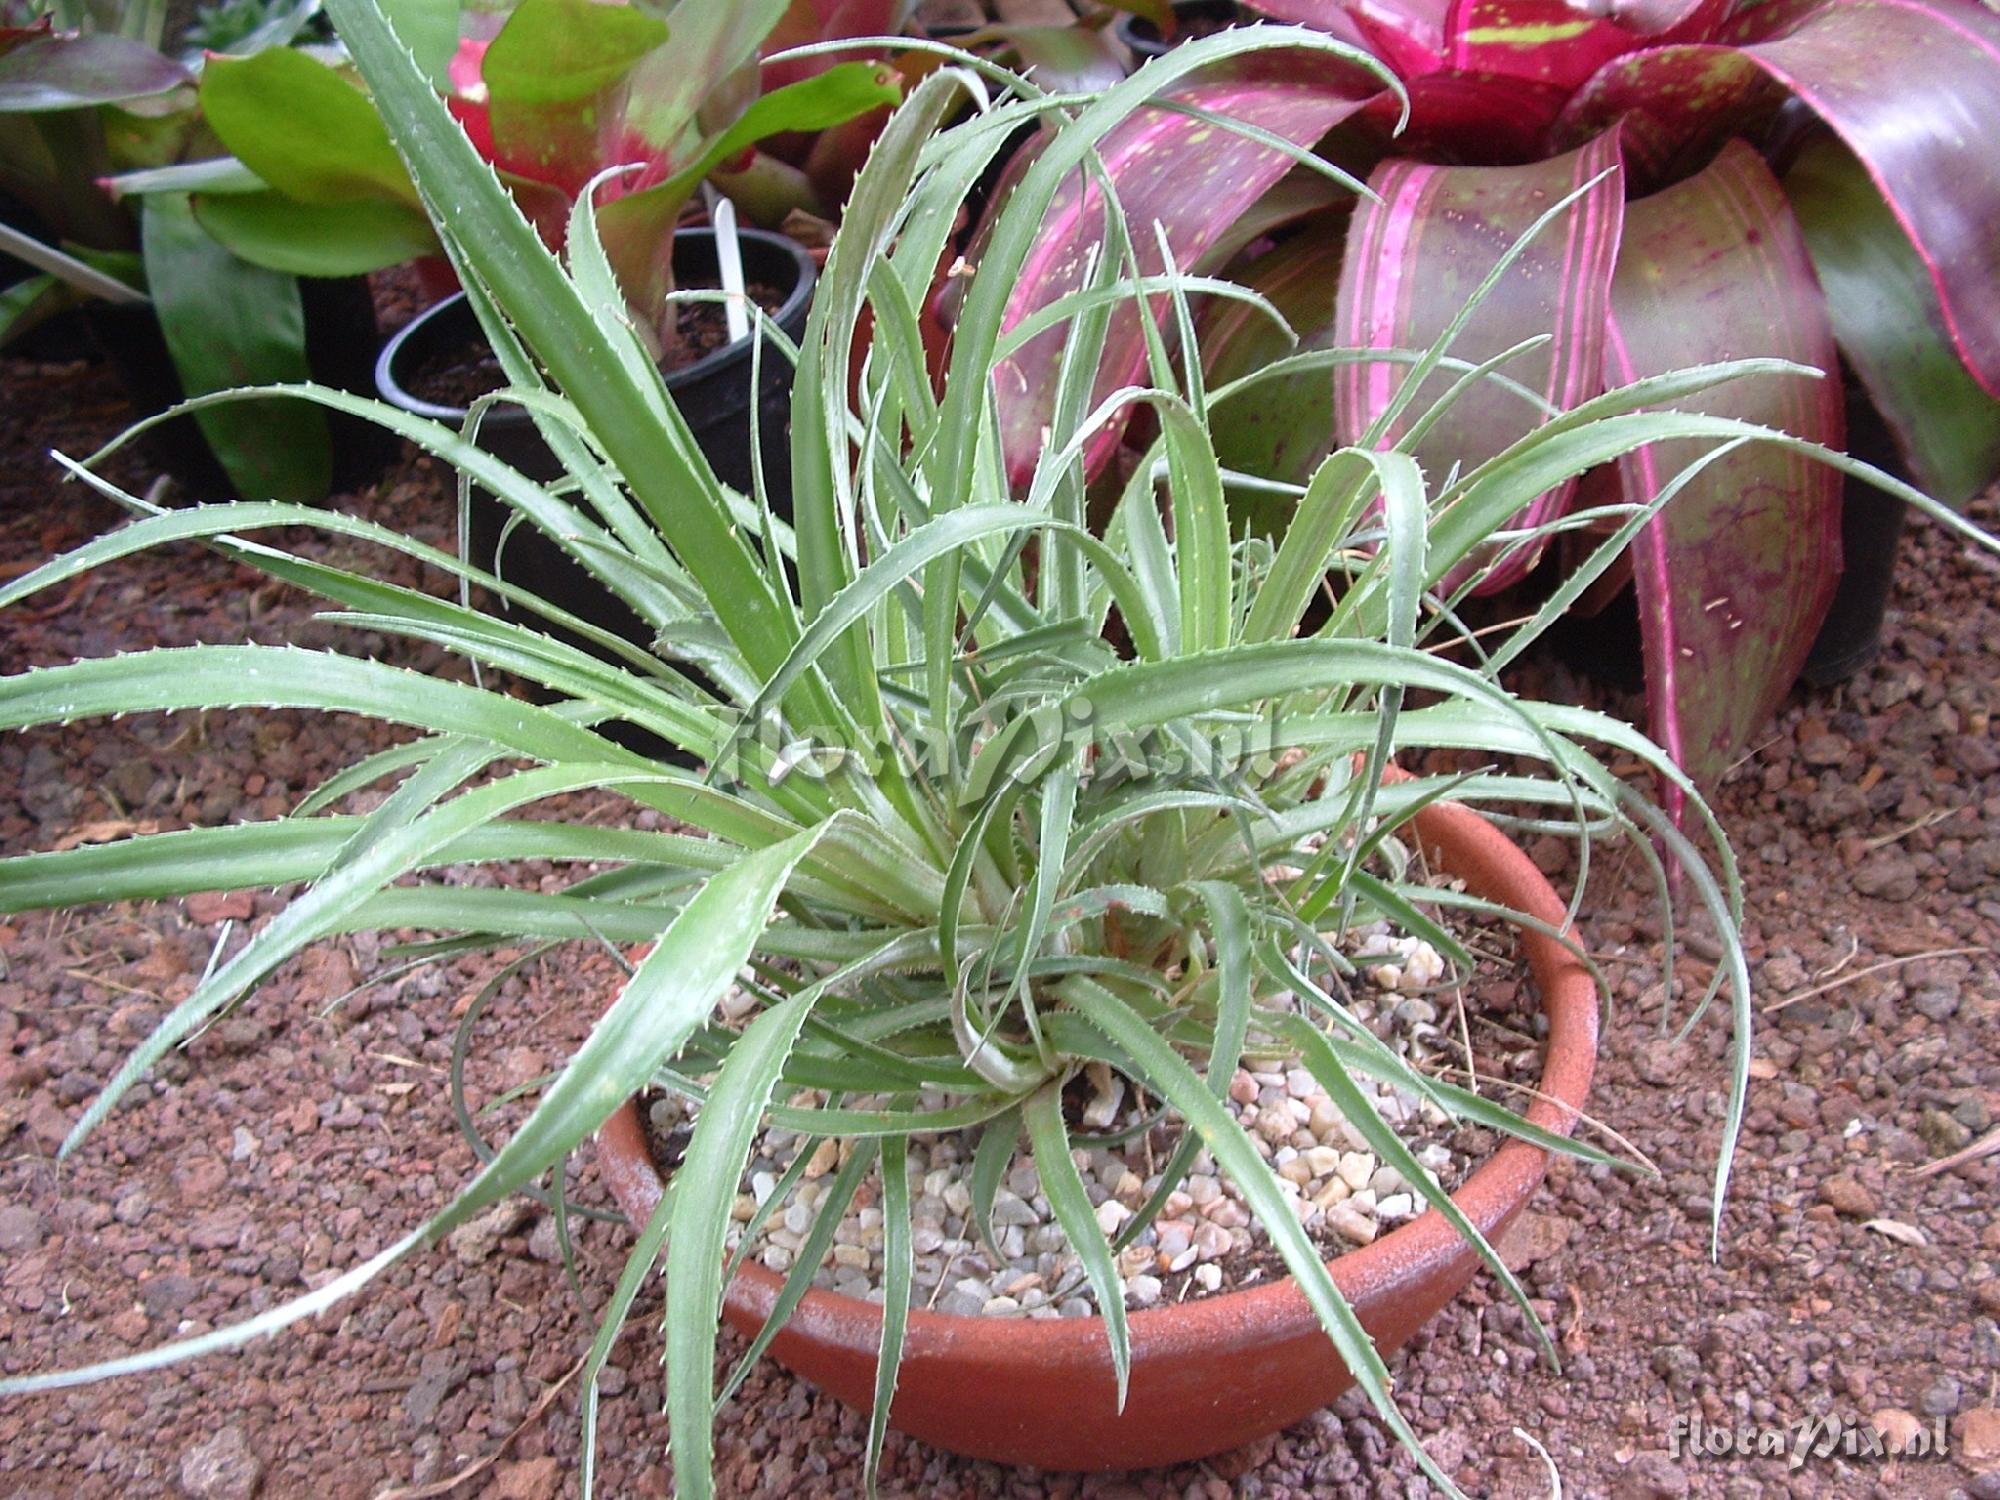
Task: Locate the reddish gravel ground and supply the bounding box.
[2,327,1999,1500]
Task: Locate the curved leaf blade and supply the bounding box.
[1786,134,2000,506]
[1559,0,2000,397]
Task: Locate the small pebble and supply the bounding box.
[1337,1152,1376,1191]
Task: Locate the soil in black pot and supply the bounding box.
[401,281,791,412]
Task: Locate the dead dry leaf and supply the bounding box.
[1862,1218,1929,1248]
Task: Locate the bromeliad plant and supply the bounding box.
[979,0,2000,805]
[4,10,1952,1495]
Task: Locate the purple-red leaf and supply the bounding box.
[1343,0,1448,72]
[1558,0,2000,397]
[1362,69,1570,160]
[1608,139,1842,802]
[0,33,191,112]
[761,0,911,91]
[1440,0,1640,91]
[992,50,1380,488]
[1550,46,1772,181]
[1242,0,1382,53]
[1333,130,1625,594]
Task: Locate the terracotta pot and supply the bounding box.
[593,788,1598,1471]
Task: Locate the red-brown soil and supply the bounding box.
[2,327,1997,1498]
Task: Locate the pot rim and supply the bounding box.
[372,224,818,423]
[594,777,1599,1356]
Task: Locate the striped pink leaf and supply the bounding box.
[1332,129,1625,595]
[992,50,1380,488]
[1244,0,1407,57]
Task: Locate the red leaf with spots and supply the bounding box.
[1557,0,2000,397]
[1609,139,1842,805]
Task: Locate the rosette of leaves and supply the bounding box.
[0,9,1957,1496]
[975,0,2000,813]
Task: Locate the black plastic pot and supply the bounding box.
[86,274,396,498]
[375,227,815,659]
[1799,377,1908,687]
[0,190,100,364]
[1116,0,1252,61]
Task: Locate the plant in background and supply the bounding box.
[0,0,372,500]
[125,0,907,353]
[181,0,334,55]
[3,10,1974,1496]
[976,0,2000,814]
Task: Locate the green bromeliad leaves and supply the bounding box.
[192,190,440,276]
[194,45,438,271]
[1332,130,1625,594]
[595,62,902,319]
[1606,139,1841,799]
[139,192,332,501]
[200,48,420,208]
[1785,134,2000,508]
[478,0,669,196]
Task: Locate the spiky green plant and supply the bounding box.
[1,7,1942,1495]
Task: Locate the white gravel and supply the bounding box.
[652,926,1490,1319]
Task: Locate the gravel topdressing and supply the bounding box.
[648,929,1500,1319]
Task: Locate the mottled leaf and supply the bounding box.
[1441,0,1640,90]
[1608,140,1841,800]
